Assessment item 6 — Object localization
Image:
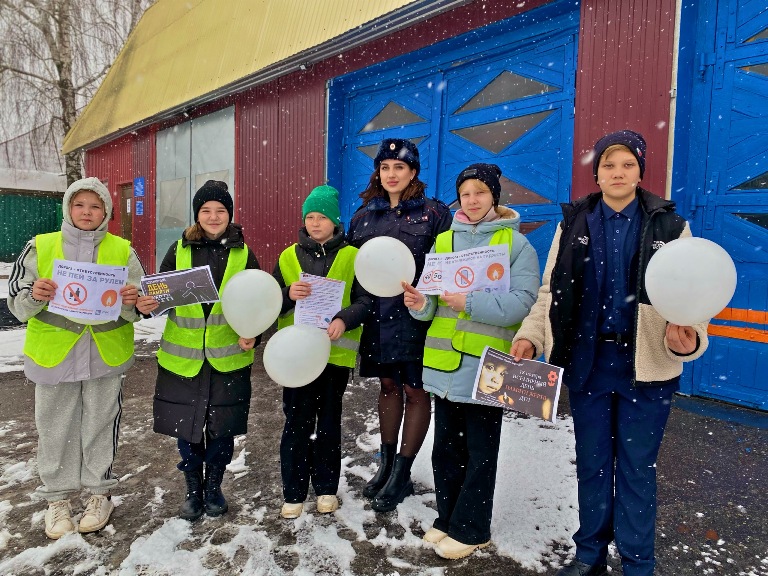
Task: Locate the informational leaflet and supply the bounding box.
[472,346,564,423]
[416,244,510,295]
[140,266,219,316]
[294,273,345,329]
[48,260,129,323]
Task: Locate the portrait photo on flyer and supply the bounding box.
[139,265,219,316]
[472,346,563,423]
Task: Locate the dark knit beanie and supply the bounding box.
[592,130,646,182]
[192,180,233,222]
[302,185,341,225]
[455,163,503,206]
[373,138,420,175]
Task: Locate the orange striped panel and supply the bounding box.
[709,308,768,343]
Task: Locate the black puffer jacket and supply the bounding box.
[347,196,451,363]
[272,227,372,330]
[153,223,261,443]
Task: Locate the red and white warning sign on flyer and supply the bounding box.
[48,260,128,323]
[416,244,510,295]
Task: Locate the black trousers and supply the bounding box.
[177,431,234,472]
[280,364,350,503]
[432,395,503,544]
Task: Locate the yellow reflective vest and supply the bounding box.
[277,244,361,368]
[24,232,134,368]
[423,228,521,371]
[157,240,254,377]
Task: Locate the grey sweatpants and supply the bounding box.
[34,375,123,501]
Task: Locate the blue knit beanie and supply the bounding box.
[592,130,646,182]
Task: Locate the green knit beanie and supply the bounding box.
[302,185,341,225]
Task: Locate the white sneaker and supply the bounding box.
[280,502,304,519]
[316,495,339,514]
[79,494,114,533]
[44,500,76,539]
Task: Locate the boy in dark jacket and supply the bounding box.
[512,131,708,576]
[273,185,372,519]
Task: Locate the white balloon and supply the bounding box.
[354,236,416,297]
[221,269,282,337]
[645,237,737,326]
[264,324,331,387]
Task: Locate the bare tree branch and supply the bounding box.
[0,0,154,183]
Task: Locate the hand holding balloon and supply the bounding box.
[238,337,256,351]
[666,324,697,355]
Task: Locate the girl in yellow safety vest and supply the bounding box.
[403,164,540,561]
[8,177,144,539]
[137,180,260,522]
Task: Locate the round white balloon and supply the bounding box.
[264,324,331,387]
[645,237,737,326]
[354,236,416,297]
[221,269,282,337]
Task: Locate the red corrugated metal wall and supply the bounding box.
[236,0,550,270]
[84,135,133,237]
[132,128,156,272]
[237,73,327,270]
[573,0,676,199]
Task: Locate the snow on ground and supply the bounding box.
[0,312,581,573]
[0,319,579,575]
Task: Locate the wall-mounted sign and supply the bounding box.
[135,200,144,216]
[134,176,145,197]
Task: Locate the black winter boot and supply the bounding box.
[363,443,396,498]
[180,468,204,521]
[203,464,229,517]
[371,454,415,512]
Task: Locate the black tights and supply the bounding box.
[377,377,431,458]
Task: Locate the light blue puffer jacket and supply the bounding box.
[410,206,540,404]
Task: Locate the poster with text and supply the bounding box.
[140,266,219,316]
[472,346,563,423]
[48,260,128,323]
[416,244,509,295]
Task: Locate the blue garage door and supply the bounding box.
[328,3,578,268]
[685,0,768,410]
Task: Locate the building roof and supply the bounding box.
[63,0,464,153]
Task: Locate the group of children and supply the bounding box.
[9,130,707,576]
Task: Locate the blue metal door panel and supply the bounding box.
[684,0,768,410]
[330,4,579,270]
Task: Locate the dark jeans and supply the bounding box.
[569,341,676,576]
[280,364,350,503]
[432,395,503,544]
[177,429,234,472]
